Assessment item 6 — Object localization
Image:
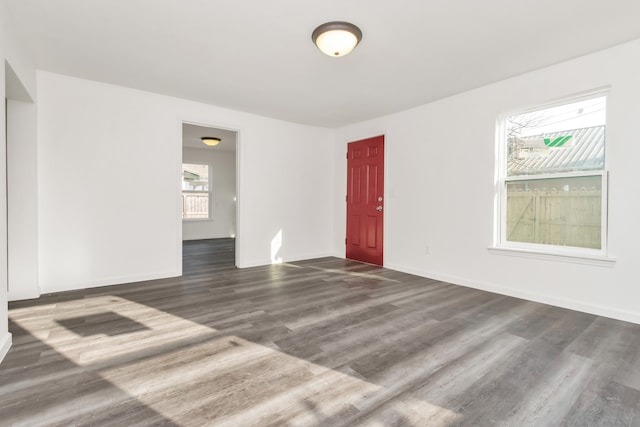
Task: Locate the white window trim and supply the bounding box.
[182,163,213,221]
[491,91,615,266]
[487,246,615,267]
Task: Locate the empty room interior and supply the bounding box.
[2,1,640,425]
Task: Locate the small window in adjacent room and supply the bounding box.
[496,94,608,256]
[182,163,211,220]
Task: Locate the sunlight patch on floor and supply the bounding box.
[11,295,464,426]
[308,265,401,283]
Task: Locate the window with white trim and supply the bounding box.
[182,163,211,220]
[496,94,608,255]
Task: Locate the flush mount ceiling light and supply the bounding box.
[201,137,221,146]
[312,21,362,57]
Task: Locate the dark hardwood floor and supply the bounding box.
[1,238,639,426]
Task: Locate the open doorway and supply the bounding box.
[181,123,238,272]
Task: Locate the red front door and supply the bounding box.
[346,135,384,265]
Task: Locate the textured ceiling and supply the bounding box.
[6,0,640,127]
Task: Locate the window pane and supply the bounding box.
[182,192,209,219]
[182,163,209,191]
[182,163,210,219]
[507,97,606,176]
[506,175,601,249]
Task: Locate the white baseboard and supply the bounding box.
[385,262,640,325]
[331,250,345,259]
[40,270,181,294]
[0,333,12,365]
[9,288,41,302]
[239,252,335,269]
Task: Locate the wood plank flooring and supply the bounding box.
[1,238,640,426]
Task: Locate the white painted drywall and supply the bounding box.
[333,38,640,324]
[2,13,36,100]
[7,100,40,301]
[37,71,334,293]
[0,44,7,364]
[1,0,38,363]
[182,147,237,240]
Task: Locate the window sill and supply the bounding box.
[487,246,616,268]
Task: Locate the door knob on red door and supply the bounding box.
[376,206,383,211]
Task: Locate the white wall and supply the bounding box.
[2,8,36,100]
[37,71,334,293]
[182,147,236,240]
[7,100,39,301]
[1,0,38,362]
[0,42,8,364]
[334,38,640,324]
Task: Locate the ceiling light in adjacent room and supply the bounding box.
[312,21,362,57]
[201,137,221,146]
